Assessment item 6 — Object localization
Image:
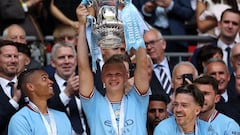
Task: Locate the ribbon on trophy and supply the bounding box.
[81,0,102,72]
[121,0,149,52]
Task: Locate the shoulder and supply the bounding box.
[154,117,176,134]
[216,113,239,127]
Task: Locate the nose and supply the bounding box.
[174,105,182,112]
[64,56,69,63]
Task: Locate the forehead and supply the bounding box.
[174,65,194,76]
[144,30,158,39]
[9,25,25,33]
[103,63,126,74]
[196,84,214,92]
[232,45,240,55]
[175,93,195,103]
[222,11,240,21]
[55,46,74,55]
[0,45,18,53]
[207,62,226,72]
[149,100,166,108]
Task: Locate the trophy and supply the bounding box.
[91,0,125,48]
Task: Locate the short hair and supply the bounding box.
[16,42,31,57]
[51,42,76,59]
[203,58,228,74]
[196,45,223,74]
[102,54,126,72]
[53,24,77,40]
[220,8,240,21]
[2,24,25,39]
[149,94,169,105]
[172,61,198,79]
[17,68,42,94]
[175,84,204,107]
[0,40,18,53]
[194,75,219,94]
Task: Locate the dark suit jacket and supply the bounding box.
[47,76,90,134]
[0,86,26,135]
[143,0,194,51]
[216,73,238,123]
[150,61,175,103]
[0,0,41,38]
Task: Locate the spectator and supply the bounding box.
[0,0,44,41]
[142,0,195,52]
[47,42,89,135]
[77,4,150,134]
[195,45,223,74]
[204,58,238,122]
[153,84,211,134]
[169,61,198,112]
[194,75,240,134]
[53,24,78,47]
[230,42,240,71]
[43,24,78,78]
[196,0,239,42]
[193,8,240,74]
[147,94,169,135]
[8,68,72,135]
[0,40,25,135]
[2,24,42,70]
[171,61,198,91]
[143,28,175,98]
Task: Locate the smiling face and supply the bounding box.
[173,93,201,131]
[102,63,128,93]
[0,45,19,80]
[205,62,230,94]
[51,46,77,80]
[26,70,54,100]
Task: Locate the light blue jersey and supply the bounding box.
[80,86,149,135]
[8,107,72,135]
[209,112,240,135]
[153,116,211,135]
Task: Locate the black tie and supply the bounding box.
[225,47,233,74]
[68,97,84,134]
[8,82,15,97]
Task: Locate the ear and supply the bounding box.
[162,40,167,50]
[195,105,201,116]
[215,94,221,103]
[50,59,56,68]
[25,57,31,66]
[26,83,34,92]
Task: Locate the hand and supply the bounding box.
[144,1,157,13]
[76,4,89,25]
[12,83,22,102]
[64,73,80,97]
[69,21,80,29]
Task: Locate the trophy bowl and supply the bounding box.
[91,0,125,48]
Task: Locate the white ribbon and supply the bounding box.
[27,101,57,135]
[106,96,125,135]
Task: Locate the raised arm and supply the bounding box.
[50,0,79,28]
[196,1,217,33]
[134,47,149,95]
[76,5,94,97]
